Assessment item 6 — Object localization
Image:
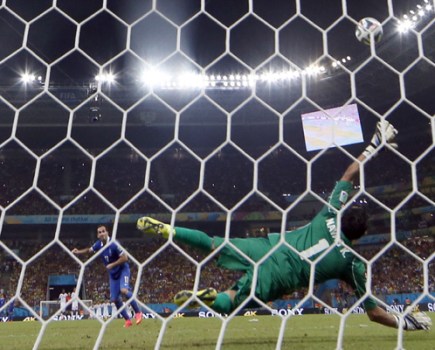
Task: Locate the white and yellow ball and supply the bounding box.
[355,17,383,45]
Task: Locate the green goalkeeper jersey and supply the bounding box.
[266,180,376,310]
[214,180,376,311]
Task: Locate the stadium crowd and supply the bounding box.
[0,234,433,312]
[2,147,434,212]
[0,148,434,314]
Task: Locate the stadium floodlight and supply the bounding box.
[247,74,257,86]
[291,71,301,79]
[140,69,169,88]
[20,72,36,84]
[398,2,434,32]
[95,72,115,84]
[178,72,203,89]
[278,72,287,80]
[259,72,274,82]
[132,65,339,91]
[397,19,414,33]
[303,65,325,76]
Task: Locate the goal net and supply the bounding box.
[39,300,93,320]
[0,0,433,349]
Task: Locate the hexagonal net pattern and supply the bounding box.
[0,1,434,349]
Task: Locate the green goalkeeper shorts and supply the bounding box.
[213,236,287,308]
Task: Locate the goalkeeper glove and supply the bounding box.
[394,311,432,331]
[363,120,398,159]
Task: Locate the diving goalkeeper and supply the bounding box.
[137,120,431,331]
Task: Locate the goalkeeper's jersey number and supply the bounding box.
[299,239,329,259]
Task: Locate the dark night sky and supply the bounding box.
[0,1,433,107]
[0,0,434,209]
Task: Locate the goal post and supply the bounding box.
[39,300,93,320]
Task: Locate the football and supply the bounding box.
[355,17,383,45]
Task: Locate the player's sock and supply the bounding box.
[211,292,233,314]
[125,291,140,314]
[174,227,213,251]
[114,300,130,320]
[123,292,142,325]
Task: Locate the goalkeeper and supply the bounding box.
[137,121,431,331]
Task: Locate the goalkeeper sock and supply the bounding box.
[211,292,233,314]
[125,291,140,313]
[114,300,130,320]
[174,227,213,252]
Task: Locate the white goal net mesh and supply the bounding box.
[0,0,434,349]
[40,299,92,320]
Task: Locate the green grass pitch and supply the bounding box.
[0,314,433,349]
